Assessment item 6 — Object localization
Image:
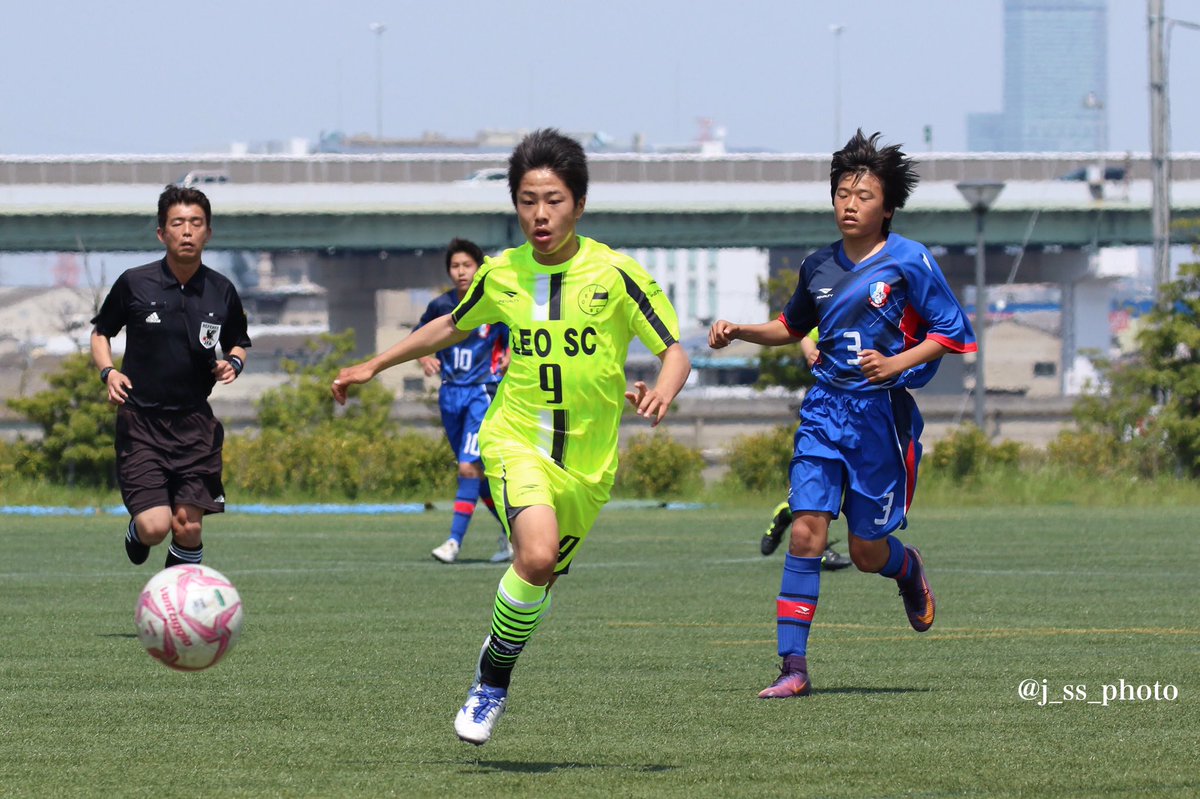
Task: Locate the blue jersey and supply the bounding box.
[780,234,976,392]
[418,290,508,386]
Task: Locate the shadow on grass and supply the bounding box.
[464,761,674,774]
[98,632,139,639]
[815,686,931,696]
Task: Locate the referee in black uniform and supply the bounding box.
[90,184,251,568]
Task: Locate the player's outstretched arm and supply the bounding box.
[332,314,469,405]
[708,318,797,349]
[624,343,691,427]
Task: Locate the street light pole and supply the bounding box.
[830,24,845,149]
[369,22,387,144]
[956,181,1005,432]
[971,209,988,431]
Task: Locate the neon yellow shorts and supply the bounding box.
[481,440,611,573]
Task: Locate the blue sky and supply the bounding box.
[2,0,1200,155]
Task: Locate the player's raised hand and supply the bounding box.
[331,363,375,405]
[625,380,670,427]
[708,319,737,349]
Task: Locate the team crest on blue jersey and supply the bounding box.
[578,284,609,315]
[477,324,491,338]
[867,281,892,308]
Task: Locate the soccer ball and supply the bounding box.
[135,564,244,671]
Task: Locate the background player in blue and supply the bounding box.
[709,130,977,698]
[418,238,511,564]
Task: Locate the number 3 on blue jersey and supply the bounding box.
[843,330,862,366]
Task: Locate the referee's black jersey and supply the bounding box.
[91,259,252,412]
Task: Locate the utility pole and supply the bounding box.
[1149,0,1170,306]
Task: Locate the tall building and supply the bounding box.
[968,0,1108,152]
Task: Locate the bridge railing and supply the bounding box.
[5,153,1200,186]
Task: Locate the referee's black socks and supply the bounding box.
[165,541,203,567]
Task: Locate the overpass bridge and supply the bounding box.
[3,152,1198,392]
[2,152,1199,253]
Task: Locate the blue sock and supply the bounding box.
[449,477,482,545]
[479,480,501,523]
[878,535,912,580]
[776,554,821,657]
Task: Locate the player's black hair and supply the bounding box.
[507,128,588,205]
[829,129,918,235]
[157,184,212,229]
[445,238,485,271]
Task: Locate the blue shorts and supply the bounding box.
[786,383,923,540]
[438,383,497,464]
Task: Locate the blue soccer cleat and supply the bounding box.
[897,546,935,632]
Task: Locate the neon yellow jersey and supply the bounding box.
[451,237,680,486]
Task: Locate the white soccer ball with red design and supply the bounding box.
[135,564,244,671]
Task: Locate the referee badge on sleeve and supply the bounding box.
[199,322,221,349]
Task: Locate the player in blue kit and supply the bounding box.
[419,239,512,564]
[709,130,977,698]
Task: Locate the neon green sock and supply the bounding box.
[480,566,551,688]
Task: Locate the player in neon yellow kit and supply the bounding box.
[332,129,691,746]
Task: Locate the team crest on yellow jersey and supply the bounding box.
[578,284,609,315]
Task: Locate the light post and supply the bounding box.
[956,181,1005,432]
[830,24,845,148]
[369,22,387,144]
[1149,1,1200,305]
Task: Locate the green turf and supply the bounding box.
[1,505,1196,798]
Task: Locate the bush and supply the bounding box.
[926,424,1026,479]
[6,352,115,487]
[615,432,705,498]
[1045,425,1172,480]
[224,425,456,500]
[722,424,794,492]
[255,331,395,437]
[1066,259,1200,478]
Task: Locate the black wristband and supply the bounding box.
[99,366,114,384]
[229,355,244,377]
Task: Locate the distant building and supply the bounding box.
[622,247,767,331]
[968,0,1108,152]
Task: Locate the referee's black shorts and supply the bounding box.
[115,403,225,517]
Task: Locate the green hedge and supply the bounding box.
[721,424,794,493]
[615,432,705,498]
[223,426,456,501]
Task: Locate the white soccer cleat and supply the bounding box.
[431,539,460,563]
[490,535,513,563]
[454,683,507,746]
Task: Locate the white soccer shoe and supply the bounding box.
[490,535,513,563]
[431,539,460,563]
[454,683,507,746]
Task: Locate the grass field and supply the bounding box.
[2,504,1197,798]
